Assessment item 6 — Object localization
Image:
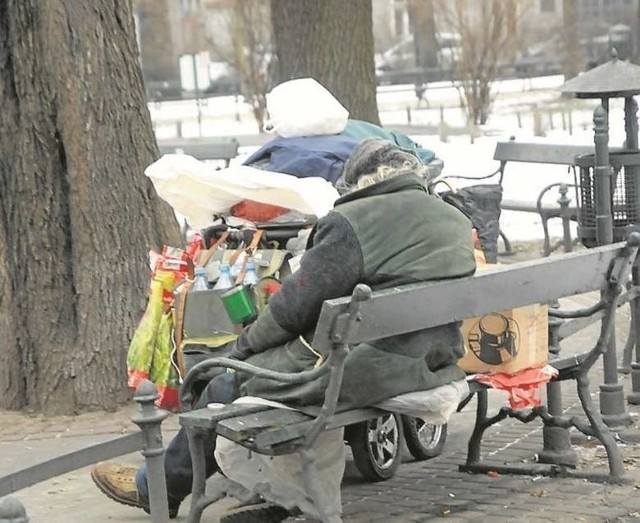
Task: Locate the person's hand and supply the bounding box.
[471,228,482,250]
[228,332,252,361]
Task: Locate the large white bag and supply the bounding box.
[145,154,340,228]
[263,78,349,138]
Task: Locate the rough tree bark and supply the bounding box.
[270,0,380,125]
[0,0,181,414]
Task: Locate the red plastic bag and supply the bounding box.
[472,365,558,409]
[231,199,290,222]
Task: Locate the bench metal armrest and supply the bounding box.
[576,234,640,371]
[179,348,350,451]
[549,300,606,319]
[535,182,579,216]
[180,284,372,449]
[180,353,336,408]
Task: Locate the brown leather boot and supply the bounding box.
[90,461,179,518]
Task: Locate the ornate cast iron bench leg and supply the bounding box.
[574,372,626,482]
[186,427,218,523]
[463,388,488,467]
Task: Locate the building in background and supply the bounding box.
[133,0,640,97]
[372,0,638,81]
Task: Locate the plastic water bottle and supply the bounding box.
[213,263,234,291]
[243,260,260,286]
[192,267,209,291]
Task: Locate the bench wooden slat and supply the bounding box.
[312,242,624,353]
[215,407,387,451]
[493,142,596,165]
[216,408,312,444]
[157,139,239,162]
[179,404,272,430]
[253,408,386,450]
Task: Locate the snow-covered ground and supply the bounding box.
[149,75,636,244]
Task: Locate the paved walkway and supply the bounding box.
[3,293,640,522]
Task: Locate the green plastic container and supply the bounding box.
[221,285,257,325]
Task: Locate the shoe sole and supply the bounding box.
[220,502,291,523]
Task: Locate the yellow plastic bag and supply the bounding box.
[149,311,180,410]
[127,270,180,411]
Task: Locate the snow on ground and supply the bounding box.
[149,77,637,244]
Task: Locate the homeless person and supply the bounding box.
[91,139,477,520]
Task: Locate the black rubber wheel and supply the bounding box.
[347,413,404,482]
[402,415,447,460]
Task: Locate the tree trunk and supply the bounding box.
[408,0,439,70]
[270,0,380,125]
[0,0,181,414]
[137,0,180,84]
[636,1,640,62]
[562,0,581,79]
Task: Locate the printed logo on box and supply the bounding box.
[466,313,520,365]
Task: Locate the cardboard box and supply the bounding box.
[458,303,548,375]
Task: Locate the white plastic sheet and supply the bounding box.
[375,379,469,425]
[145,154,340,229]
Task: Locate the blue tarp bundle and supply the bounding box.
[243,119,436,185]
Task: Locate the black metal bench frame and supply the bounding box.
[175,235,640,523]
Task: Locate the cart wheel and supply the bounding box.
[347,413,404,482]
[402,415,447,460]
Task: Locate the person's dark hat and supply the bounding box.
[342,138,422,186]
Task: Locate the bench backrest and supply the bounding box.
[158,138,240,164]
[493,141,597,166]
[312,241,635,353]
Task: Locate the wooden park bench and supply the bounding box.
[446,139,600,257]
[162,234,640,523]
[157,137,240,168]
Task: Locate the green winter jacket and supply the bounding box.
[237,174,476,411]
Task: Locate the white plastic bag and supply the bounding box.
[145,154,340,228]
[216,425,345,520]
[374,379,469,424]
[263,78,349,138]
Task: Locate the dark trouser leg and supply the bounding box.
[136,372,240,503]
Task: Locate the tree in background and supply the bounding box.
[437,0,521,126]
[270,0,380,125]
[0,0,181,414]
[562,0,581,79]
[206,0,273,130]
[408,0,439,71]
[231,0,273,129]
[636,3,640,62]
[135,0,180,90]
